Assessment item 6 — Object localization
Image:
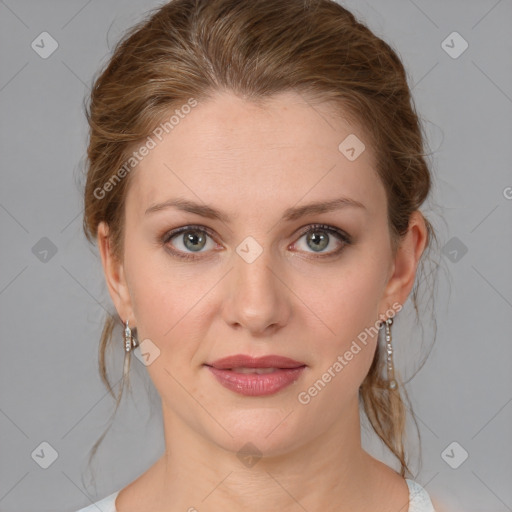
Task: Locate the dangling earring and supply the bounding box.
[384,317,397,390]
[124,319,139,353]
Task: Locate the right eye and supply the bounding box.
[161,225,219,260]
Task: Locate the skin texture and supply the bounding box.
[97,90,428,511]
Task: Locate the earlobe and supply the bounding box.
[97,221,133,322]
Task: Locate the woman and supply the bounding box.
[77,0,442,510]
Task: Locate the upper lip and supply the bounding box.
[205,354,306,369]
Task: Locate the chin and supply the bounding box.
[206,410,305,458]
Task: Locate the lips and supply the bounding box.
[205,354,306,370]
[204,354,307,396]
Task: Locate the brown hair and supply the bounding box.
[82,0,440,484]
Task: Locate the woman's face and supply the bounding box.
[99,90,422,456]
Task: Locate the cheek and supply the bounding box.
[299,261,384,351]
[122,254,178,356]
[123,248,217,365]
[297,268,384,405]
[123,236,192,328]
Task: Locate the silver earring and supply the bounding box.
[124,319,139,353]
[384,317,397,390]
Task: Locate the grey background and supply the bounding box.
[0,0,511,511]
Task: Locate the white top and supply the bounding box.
[75,478,436,511]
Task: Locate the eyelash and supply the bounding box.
[160,223,352,261]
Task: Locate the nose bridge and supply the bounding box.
[225,236,288,333]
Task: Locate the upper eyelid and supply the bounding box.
[164,224,217,242]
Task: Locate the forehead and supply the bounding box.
[127,90,384,218]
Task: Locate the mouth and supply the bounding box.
[203,354,307,396]
[204,358,307,396]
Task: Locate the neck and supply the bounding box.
[148,394,381,512]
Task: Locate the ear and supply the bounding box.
[379,211,429,313]
[97,221,134,324]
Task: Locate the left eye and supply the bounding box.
[162,223,351,260]
[293,224,350,256]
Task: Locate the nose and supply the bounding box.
[222,243,291,336]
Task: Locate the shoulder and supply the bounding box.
[74,490,120,512]
[405,479,437,512]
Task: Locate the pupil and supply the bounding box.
[184,231,205,251]
[308,231,328,252]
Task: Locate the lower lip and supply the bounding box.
[206,366,306,396]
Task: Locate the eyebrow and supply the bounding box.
[144,196,366,223]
